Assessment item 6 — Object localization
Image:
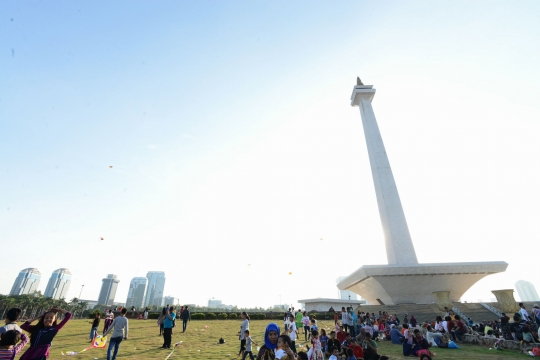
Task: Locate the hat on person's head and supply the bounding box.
[534,304,539,309]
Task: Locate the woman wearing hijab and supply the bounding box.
[257,323,295,360]
[410,315,417,328]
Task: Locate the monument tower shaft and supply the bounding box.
[351,85,418,265]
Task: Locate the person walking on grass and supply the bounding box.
[180,306,191,333]
[238,312,250,358]
[103,308,129,360]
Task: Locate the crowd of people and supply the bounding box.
[1,302,540,359]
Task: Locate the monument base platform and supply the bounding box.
[337,262,508,305]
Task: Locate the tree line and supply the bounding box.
[0,294,88,320]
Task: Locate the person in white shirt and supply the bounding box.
[341,307,349,333]
[519,303,532,321]
[442,317,449,333]
[328,345,340,360]
[288,315,298,355]
[425,325,442,347]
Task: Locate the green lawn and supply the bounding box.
[34,319,529,359]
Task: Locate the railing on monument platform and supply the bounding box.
[479,302,503,318]
[451,305,470,322]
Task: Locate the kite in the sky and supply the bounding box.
[109,166,113,168]
[288,272,292,275]
[247,264,251,267]
[100,237,104,241]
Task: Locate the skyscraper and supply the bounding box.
[44,268,72,300]
[516,280,540,302]
[126,277,147,308]
[97,274,120,306]
[144,271,165,307]
[10,268,41,296]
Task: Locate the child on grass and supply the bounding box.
[0,330,29,359]
[242,329,257,360]
[89,313,100,342]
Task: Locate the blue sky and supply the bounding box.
[1,0,540,307]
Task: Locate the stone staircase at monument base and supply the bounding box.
[355,302,504,323]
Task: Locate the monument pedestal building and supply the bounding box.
[337,80,507,305]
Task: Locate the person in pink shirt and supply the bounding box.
[0,330,29,359]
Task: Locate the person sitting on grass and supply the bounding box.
[325,331,341,358]
[19,307,72,360]
[390,325,405,344]
[297,351,308,360]
[349,338,364,359]
[362,332,379,360]
[411,329,432,357]
[327,346,339,360]
[522,325,537,344]
[425,325,442,347]
[0,329,29,358]
[452,315,466,342]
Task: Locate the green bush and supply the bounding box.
[191,313,205,320]
[251,313,266,320]
[228,313,238,319]
[87,309,101,319]
[205,312,217,319]
[217,313,228,320]
[148,312,160,319]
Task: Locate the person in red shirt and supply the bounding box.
[336,326,347,343]
[349,339,364,359]
[453,315,467,342]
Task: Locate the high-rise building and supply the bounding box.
[163,296,179,306]
[44,268,72,300]
[516,280,540,302]
[126,277,147,308]
[10,268,41,296]
[97,274,120,306]
[144,271,165,307]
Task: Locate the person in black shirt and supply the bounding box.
[325,331,341,358]
[180,306,191,333]
[89,313,100,342]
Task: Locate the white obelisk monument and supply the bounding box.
[337,78,508,305]
[352,82,417,265]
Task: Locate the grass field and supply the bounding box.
[41,319,528,359]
